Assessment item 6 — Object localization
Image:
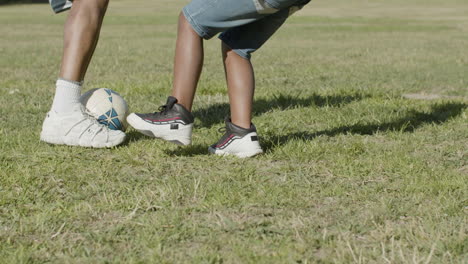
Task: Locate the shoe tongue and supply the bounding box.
[166,96,178,108]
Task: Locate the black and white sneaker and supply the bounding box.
[208,118,263,158]
[126,96,194,145]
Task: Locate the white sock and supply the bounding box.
[51,79,82,113]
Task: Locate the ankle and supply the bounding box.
[230,120,251,130]
[51,79,83,113]
[177,102,192,112]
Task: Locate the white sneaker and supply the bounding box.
[208,118,263,158]
[40,105,126,148]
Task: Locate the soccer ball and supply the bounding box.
[80,88,129,131]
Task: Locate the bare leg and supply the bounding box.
[171,12,204,111]
[222,42,255,129]
[59,0,109,82]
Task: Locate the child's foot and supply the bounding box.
[40,105,126,148]
[208,118,263,158]
[126,96,194,146]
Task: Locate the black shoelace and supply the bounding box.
[156,104,169,115]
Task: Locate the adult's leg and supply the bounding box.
[171,12,204,111]
[59,0,109,82]
[50,0,109,113]
[42,0,126,148]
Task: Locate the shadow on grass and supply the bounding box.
[124,95,465,157]
[160,93,367,156]
[164,144,208,157]
[262,102,467,152]
[193,93,368,128]
[123,131,208,156]
[120,130,150,147]
[124,92,367,151]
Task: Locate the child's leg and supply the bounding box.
[210,8,300,157]
[126,0,310,151]
[222,43,255,129]
[170,0,302,112]
[171,12,204,111]
[219,8,291,129]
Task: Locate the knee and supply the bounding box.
[178,11,190,29]
[178,11,201,36]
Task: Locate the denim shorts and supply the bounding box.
[49,0,72,13]
[183,0,310,59]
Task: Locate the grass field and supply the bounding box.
[1,0,467,263]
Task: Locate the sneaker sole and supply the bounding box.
[40,133,126,148]
[126,113,192,146]
[208,146,263,158]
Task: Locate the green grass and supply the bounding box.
[1,0,467,263]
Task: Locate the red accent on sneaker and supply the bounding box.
[216,134,234,148]
[146,117,181,122]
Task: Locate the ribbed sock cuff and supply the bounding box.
[57,78,83,87]
[51,79,83,113]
